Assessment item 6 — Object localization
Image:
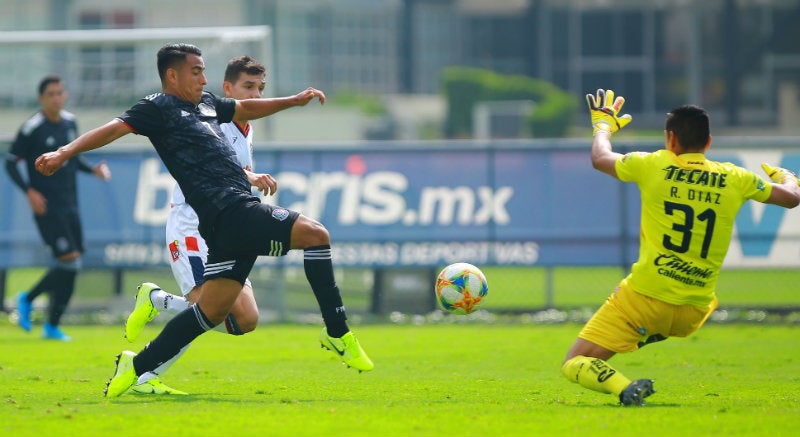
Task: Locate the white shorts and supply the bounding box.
[165,203,251,296]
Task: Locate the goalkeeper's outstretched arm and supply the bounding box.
[586,89,632,178]
[591,132,623,178]
[761,163,800,208]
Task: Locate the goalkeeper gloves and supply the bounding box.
[586,88,632,135]
[761,163,800,186]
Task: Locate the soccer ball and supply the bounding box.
[435,262,488,314]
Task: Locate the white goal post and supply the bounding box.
[0,26,272,108]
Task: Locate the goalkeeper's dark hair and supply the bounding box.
[665,105,710,151]
[156,43,203,82]
[38,74,63,96]
[224,55,266,84]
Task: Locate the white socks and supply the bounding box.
[149,288,190,314]
[149,288,231,334]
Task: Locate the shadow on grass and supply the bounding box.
[96,393,355,405]
[557,399,683,408]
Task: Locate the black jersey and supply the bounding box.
[8,110,87,210]
[117,91,255,225]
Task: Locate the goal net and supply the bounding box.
[0,26,271,108]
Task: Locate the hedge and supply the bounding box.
[441,67,578,138]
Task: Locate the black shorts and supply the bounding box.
[200,200,300,285]
[34,209,84,258]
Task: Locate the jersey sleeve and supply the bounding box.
[6,128,32,190]
[76,155,95,174]
[4,153,27,191]
[9,128,29,159]
[614,151,649,183]
[737,166,772,203]
[117,99,166,137]
[215,96,236,125]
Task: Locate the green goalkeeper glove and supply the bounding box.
[761,163,800,186]
[586,88,632,135]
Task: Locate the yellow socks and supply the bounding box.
[561,355,631,395]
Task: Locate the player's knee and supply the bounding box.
[292,216,330,248]
[197,302,230,326]
[237,312,258,333]
[305,217,330,244]
[239,321,257,334]
[224,312,257,335]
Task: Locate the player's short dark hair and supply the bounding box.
[665,105,710,151]
[38,74,63,96]
[224,55,266,84]
[156,43,203,82]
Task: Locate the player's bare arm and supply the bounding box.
[761,163,800,208]
[591,132,623,178]
[36,119,132,176]
[244,169,278,196]
[234,87,325,121]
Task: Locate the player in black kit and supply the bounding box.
[5,74,111,341]
[35,44,373,396]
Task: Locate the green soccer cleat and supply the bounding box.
[619,379,656,406]
[319,328,374,372]
[128,377,188,395]
[104,351,138,398]
[124,282,161,342]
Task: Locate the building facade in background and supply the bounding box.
[0,0,798,131]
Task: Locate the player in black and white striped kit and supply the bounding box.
[35,44,374,398]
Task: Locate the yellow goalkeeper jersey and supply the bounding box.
[615,149,772,306]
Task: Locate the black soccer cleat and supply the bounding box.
[619,379,656,406]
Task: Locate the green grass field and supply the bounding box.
[6,265,800,318]
[2,320,798,437]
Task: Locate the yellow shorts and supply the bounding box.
[578,280,718,353]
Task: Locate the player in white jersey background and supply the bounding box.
[124,55,273,395]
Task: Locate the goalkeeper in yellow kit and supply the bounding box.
[561,89,800,406]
